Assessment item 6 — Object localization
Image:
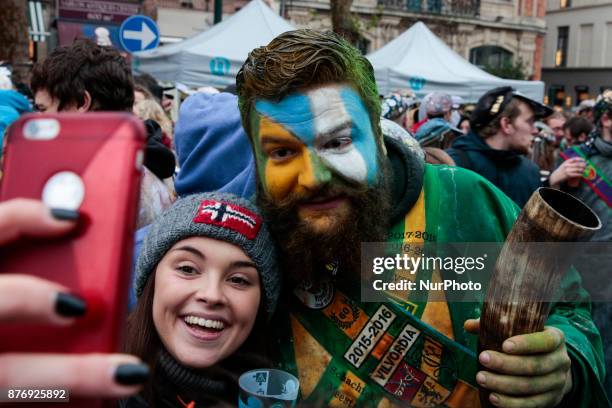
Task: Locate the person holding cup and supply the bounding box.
[122,192,281,407]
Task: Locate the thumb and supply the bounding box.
[464,318,480,334]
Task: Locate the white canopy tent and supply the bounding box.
[132,0,295,88]
[367,21,545,102]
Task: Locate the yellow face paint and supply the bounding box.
[258,116,331,200]
[253,85,380,203]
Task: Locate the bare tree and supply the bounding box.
[330,0,361,45]
[0,0,30,83]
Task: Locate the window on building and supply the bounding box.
[469,46,513,69]
[560,0,571,8]
[606,23,612,66]
[575,86,589,105]
[356,37,371,55]
[427,0,442,13]
[555,26,569,67]
[549,85,565,108]
[407,0,422,12]
[180,0,194,8]
[578,24,593,66]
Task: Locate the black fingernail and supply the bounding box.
[51,208,80,221]
[55,292,86,317]
[114,363,150,385]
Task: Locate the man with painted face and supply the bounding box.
[236,30,607,407]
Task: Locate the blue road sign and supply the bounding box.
[120,15,159,53]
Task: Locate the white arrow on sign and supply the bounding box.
[123,21,156,50]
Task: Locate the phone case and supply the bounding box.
[0,112,145,355]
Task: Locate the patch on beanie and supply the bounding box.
[193,199,262,240]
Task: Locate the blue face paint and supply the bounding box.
[339,87,379,185]
[254,93,315,144]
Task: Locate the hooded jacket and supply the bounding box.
[173,92,256,199]
[447,131,541,207]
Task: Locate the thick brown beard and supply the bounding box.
[257,156,392,285]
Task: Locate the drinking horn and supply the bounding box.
[478,188,601,407]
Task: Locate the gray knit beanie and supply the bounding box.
[135,192,280,318]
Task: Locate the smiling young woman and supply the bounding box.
[122,193,279,407]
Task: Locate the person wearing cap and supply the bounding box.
[447,86,580,207]
[236,30,607,408]
[411,91,453,133]
[123,192,280,407]
[415,117,462,149]
[415,118,462,165]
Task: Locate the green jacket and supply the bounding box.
[272,138,608,407]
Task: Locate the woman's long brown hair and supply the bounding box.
[124,272,161,404]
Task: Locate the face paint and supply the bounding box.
[253,85,379,200]
[308,87,368,183]
[257,116,332,200]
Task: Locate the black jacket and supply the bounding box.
[447,132,541,207]
[144,119,176,180]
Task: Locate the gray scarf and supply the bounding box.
[594,136,612,157]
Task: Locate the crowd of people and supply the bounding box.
[0,30,610,407]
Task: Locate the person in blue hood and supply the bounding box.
[173,92,256,199]
[0,88,32,148]
[447,87,579,207]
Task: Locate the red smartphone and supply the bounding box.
[0,113,145,403]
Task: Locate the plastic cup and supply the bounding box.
[238,368,299,408]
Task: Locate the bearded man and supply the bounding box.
[236,30,607,407]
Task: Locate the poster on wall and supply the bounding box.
[57,0,140,51]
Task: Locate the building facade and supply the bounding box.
[542,0,612,108]
[141,0,546,79]
[142,0,251,43]
[284,0,547,80]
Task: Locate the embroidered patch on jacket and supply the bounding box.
[193,200,261,240]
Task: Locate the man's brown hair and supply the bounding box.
[478,98,522,139]
[31,39,134,111]
[236,29,381,144]
[564,116,593,139]
[545,110,569,124]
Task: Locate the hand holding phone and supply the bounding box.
[0,113,148,406]
[0,199,148,399]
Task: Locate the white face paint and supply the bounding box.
[308,86,368,183]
